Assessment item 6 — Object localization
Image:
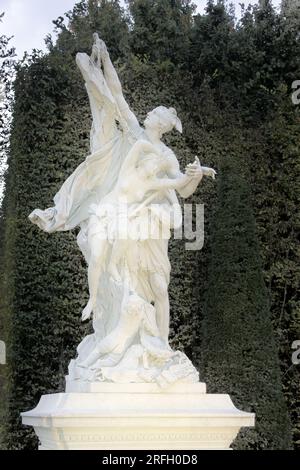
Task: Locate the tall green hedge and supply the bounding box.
[248,99,300,447]
[201,135,292,449]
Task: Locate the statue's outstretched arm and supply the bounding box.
[151,174,192,191]
[167,154,216,198]
[95,35,140,135]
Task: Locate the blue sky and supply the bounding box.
[0,0,282,59]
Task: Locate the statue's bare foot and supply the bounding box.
[81,301,92,322]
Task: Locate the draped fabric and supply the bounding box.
[29,135,129,231]
[29,52,134,233]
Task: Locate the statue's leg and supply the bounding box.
[149,272,170,344]
[82,235,108,319]
[108,239,127,282]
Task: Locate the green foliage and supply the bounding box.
[0,12,15,206]
[189,0,300,121]
[126,0,195,64]
[248,97,300,448]
[52,0,129,60]
[0,12,16,447]
[201,135,292,449]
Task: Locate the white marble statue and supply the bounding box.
[29,34,216,388]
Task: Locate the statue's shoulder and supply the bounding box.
[162,145,176,158]
[125,124,143,145]
[160,145,178,170]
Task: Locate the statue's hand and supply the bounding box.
[95,37,109,60]
[185,156,203,179]
[205,167,217,180]
[93,32,100,43]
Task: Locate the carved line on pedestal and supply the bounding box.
[37,430,235,443]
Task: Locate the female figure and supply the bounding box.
[82,138,202,321]
[91,36,215,342]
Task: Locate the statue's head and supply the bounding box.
[144,106,182,136]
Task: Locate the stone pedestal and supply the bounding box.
[21,382,254,450]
